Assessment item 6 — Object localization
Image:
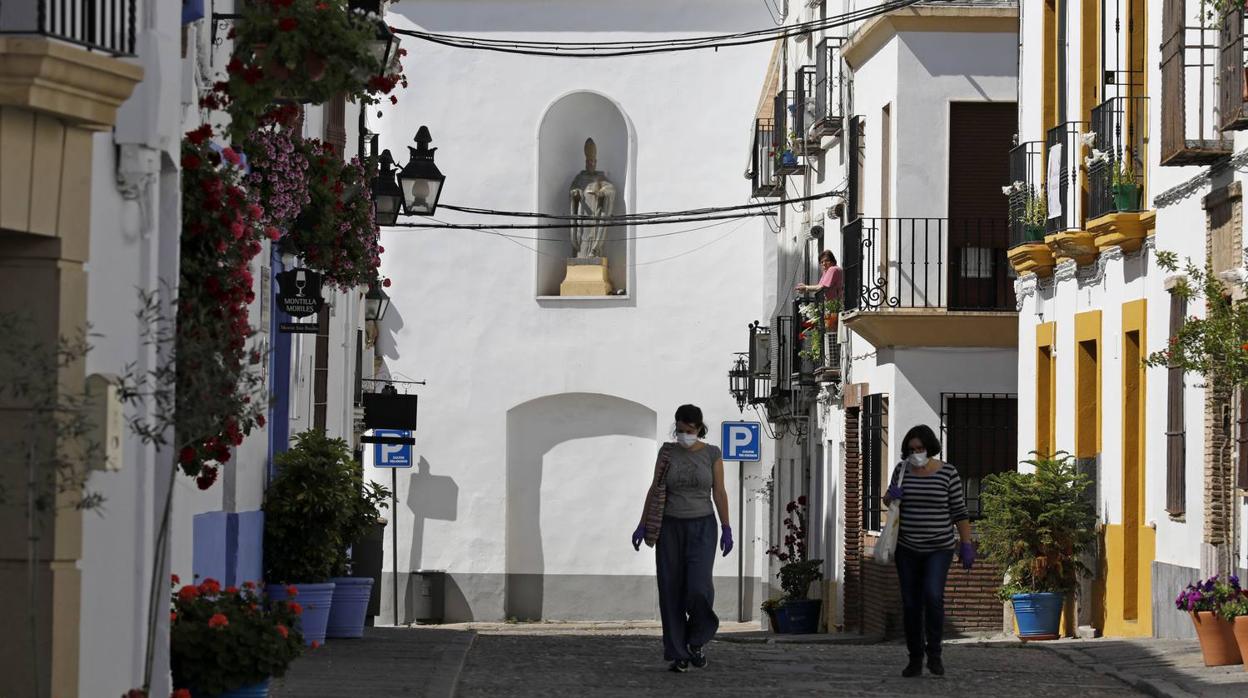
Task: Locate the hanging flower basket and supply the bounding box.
[243,127,311,231]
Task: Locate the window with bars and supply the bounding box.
[1166,291,1187,516]
[941,393,1019,518]
[1160,0,1231,165]
[861,393,888,531]
[1238,388,1248,491]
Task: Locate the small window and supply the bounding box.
[959,247,995,279]
[941,393,1019,518]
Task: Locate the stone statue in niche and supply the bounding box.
[560,138,616,295]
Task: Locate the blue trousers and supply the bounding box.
[655,515,719,661]
[894,545,954,660]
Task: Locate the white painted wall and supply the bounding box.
[374,0,775,621]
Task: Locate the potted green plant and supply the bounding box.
[1176,575,1245,666]
[263,429,361,645]
[325,471,390,639]
[1109,157,1141,212]
[170,576,304,697]
[797,299,841,365]
[978,452,1096,640]
[765,496,824,633]
[1023,188,1047,242]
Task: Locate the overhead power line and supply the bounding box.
[392,0,930,58]
[437,190,839,222]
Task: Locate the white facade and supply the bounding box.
[1012,0,1248,639]
[374,0,777,622]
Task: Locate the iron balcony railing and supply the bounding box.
[813,37,849,140]
[1044,121,1087,235]
[747,321,772,406]
[750,118,783,198]
[1088,96,1149,219]
[794,294,841,383]
[0,0,137,56]
[774,90,803,175]
[842,217,1015,312]
[794,64,820,148]
[770,313,797,397]
[1006,141,1045,248]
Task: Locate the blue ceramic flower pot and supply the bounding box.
[326,576,374,638]
[191,678,269,698]
[1012,592,1064,639]
[774,599,821,634]
[267,582,335,645]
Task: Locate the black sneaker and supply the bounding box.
[688,646,707,669]
[927,657,945,676]
[901,659,923,678]
[669,659,689,673]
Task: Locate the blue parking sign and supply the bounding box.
[372,429,413,468]
[720,422,761,462]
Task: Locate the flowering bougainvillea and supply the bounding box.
[170,576,303,695]
[177,125,269,483]
[286,147,381,288]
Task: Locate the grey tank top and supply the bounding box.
[664,443,720,519]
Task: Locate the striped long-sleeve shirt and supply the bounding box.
[888,461,970,552]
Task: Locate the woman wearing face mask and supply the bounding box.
[882,424,973,678]
[631,404,732,673]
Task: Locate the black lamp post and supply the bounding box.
[396,126,446,216]
[728,353,750,413]
[365,281,391,322]
[371,150,403,226]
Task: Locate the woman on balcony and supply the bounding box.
[631,404,733,673]
[794,249,843,302]
[882,425,975,678]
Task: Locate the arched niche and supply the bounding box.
[535,91,635,298]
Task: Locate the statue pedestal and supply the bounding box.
[559,257,613,296]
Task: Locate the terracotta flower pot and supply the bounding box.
[824,314,838,332]
[1235,617,1248,671]
[305,52,327,82]
[1191,611,1243,667]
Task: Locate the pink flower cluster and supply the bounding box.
[244,128,311,230]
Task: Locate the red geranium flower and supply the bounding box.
[170,611,177,623]
[225,586,239,595]
[243,581,257,589]
[171,574,180,585]
[382,278,392,288]
[286,585,299,597]
[288,601,303,616]
[186,125,213,145]
[276,624,289,639]
[177,585,200,602]
[257,415,267,428]
[173,690,192,698]
[196,465,219,490]
[178,447,196,465]
[208,613,229,629]
[311,640,321,649]
[200,578,222,595]
[278,17,299,32]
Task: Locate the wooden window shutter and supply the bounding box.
[847,115,862,221]
[1219,9,1244,132]
[325,95,348,154]
[1160,0,1184,164]
[1165,292,1187,515]
[1238,387,1248,489]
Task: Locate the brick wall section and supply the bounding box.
[843,407,863,632]
[1203,382,1233,545]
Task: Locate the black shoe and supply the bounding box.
[669,659,689,673]
[688,645,707,669]
[927,657,945,676]
[902,659,923,678]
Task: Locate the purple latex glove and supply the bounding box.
[959,542,976,570]
[632,523,646,551]
[720,525,733,557]
[886,484,904,502]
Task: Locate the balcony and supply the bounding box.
[0,0,137,56]
[747,321,773,406]
[749,118,784,198]
[1005,140,1055,277]
[1160,10,1230,165]
[842,217,1017,348]
[774,90,805,176]
[1043,121,1097,265]
[1086,96,1155,252]
[794,38,849,147]
[1218,8,1248,131]
[793,294,841,385]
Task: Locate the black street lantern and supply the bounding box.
[365,281,391,322]
[728,353,750,413]
[396,126,446,216]
[371,150,403,226]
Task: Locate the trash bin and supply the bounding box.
[411,569,446,624]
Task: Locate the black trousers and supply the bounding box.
[894,545,954,660]
[655,515,719,661]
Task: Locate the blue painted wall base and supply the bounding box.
[193,510,265,587]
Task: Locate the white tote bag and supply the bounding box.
[873,463,905,564]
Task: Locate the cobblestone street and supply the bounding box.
[273,625,1151,697]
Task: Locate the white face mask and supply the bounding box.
[676,433,699,447]
[908,452,929,468]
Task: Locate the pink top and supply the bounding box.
[818,265,844,302]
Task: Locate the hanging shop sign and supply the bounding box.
[276,268,324,318]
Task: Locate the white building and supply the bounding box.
[749,0,1021,635]
[373,0,777,622]
[1009,0,1248,638]
[1,1,380,694]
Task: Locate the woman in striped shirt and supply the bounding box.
[882,424,974,678]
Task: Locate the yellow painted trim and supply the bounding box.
[1101,524,1156,637]
[1043,0,1057,136]
[842,6,1019,68]
[0,37,143,130]
[1117,299,1150,632]
[1036,322,1057,457]
[1080,0,1100,125]
[1075,310,1102,457]
[1088,211,1157,253]
[1009,242,1057,277]
[1046,230,1098,266]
